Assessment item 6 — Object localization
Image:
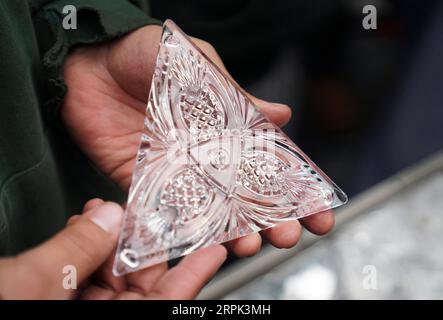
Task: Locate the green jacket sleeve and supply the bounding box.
[30,0,161,123]
[0,0,160,255]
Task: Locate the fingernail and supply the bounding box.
[88,202,123,233]
[88,199,105,210]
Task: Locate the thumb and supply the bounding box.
[12,202,123,299]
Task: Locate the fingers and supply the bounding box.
[125,262,168,295]
[225,233,262,257]
[148,245,227,299]
[227,211,332,257]
[111,262,169,300]
[66,214,80,226]
[67,198,105,226]
[299,210,335,235]
[192,38,226,70]
[227,212,332,257]
[89,250,128,294]
[78,284,117,300]
[261,221,302,249]
[249,97,293,127]
[12,202,123,299]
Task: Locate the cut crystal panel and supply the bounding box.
[113,19,348,275]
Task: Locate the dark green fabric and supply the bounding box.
[0,0,160,255]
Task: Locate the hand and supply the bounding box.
[62,25,334,258]
[0,199,227,299]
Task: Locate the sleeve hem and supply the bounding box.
[33,0,161,124]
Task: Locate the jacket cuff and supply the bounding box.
[33,0,161,123]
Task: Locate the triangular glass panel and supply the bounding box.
[113,20,347,275]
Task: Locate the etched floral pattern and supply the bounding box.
[159,168,214,224]
[113,20,347,275]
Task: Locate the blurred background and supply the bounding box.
[150,0,443,299]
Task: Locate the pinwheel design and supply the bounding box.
[113,20,347,275]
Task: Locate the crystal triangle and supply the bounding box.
[113,19,347,275]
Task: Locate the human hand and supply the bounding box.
[62,25,334,258]
[0,199,227,299]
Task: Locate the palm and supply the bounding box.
[63,45,147,191]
